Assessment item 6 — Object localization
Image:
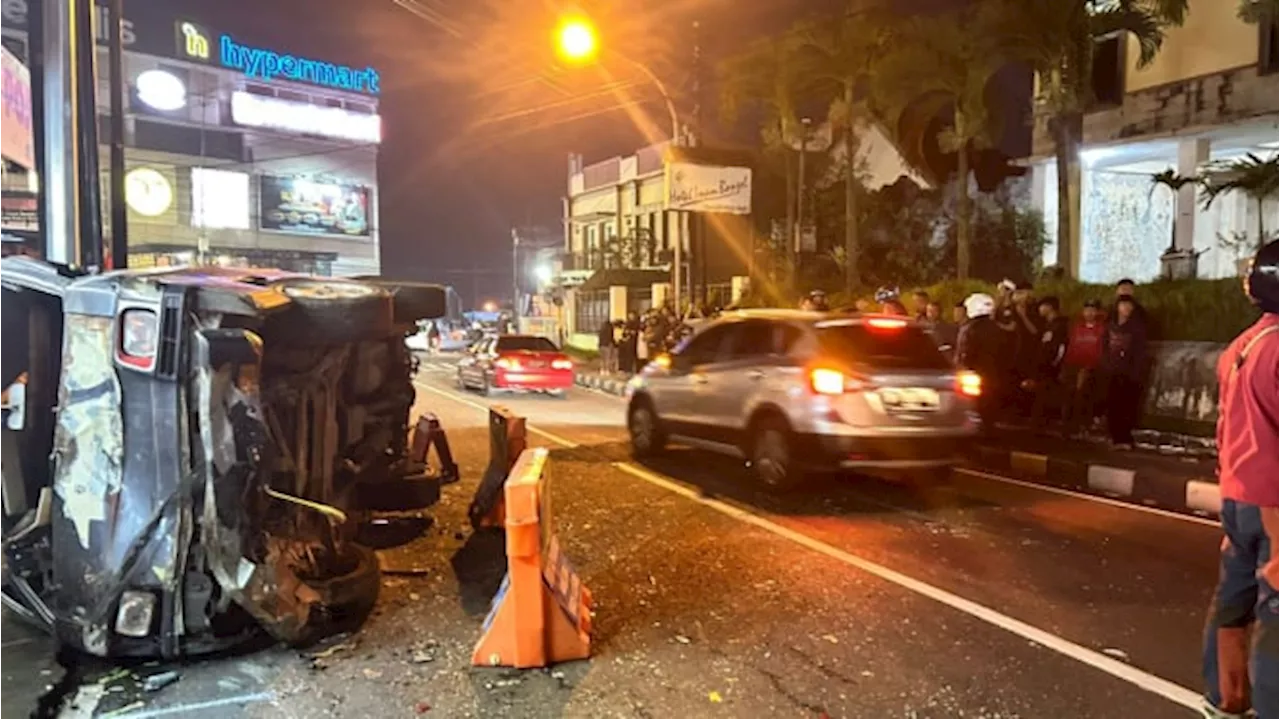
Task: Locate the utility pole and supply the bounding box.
[106,0,128,268]
[795,117,811,262]
[511,228,520,319]
[690,19,706,309]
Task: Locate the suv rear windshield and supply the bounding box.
[496,336,558,352]
[816,324,949,369]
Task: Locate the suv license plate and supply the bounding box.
[879,387,940,411]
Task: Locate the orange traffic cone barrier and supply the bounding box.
[472,448,592,668]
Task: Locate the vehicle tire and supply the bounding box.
[478,375,491,397]
[455,371,468,391]
[293,543,381,647]
[272,279,394,345]
[547,389,567,399]
[627,398,666,458]
[356,473,441,511]
[749,416,804,491]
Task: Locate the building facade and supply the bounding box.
[563,142,755,308]
[1,0,381,275]
[1025,0,1278,282]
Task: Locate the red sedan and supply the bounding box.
[456,334,575,396]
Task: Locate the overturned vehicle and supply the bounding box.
[1,258,445,658]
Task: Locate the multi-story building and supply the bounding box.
[1,0,381,275]
[563,142,755,310]
[1025,0,1278,282]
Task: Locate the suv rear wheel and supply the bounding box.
[750,416,803,491]
[627,398,665,457]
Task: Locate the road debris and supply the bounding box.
[415,701,432,713]
[363,669,384,680]
[1101,648,1130,661]
[709,691,723,703]
[675,635,691,645]
[411,650,435,664]
[141,671,179,693]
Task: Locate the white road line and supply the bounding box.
[955,468,1220,528]
[113,692,277,718]
[415,379,1204,711]
[611,463,1201,712]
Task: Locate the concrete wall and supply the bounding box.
[1124,0,1260,94]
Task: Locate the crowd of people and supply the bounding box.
[596,305,693,375]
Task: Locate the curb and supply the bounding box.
[574,372,629,397]
[971,444,1220,518]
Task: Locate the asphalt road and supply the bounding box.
[4,355,1223,718]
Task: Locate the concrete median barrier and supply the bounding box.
[467,406,527,529]
[472,447,592,668]
[972,442,1219,518]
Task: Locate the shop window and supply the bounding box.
[277,89,310,104]
[244,84,274,97]
[1090,35,1124,107]
[191,167,250,229]
[346,102,375,115]
[1261,17,1279,75]
[135,120,246,162]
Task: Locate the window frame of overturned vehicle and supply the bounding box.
[1,258,448,658]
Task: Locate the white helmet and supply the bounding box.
[964,292,995,318]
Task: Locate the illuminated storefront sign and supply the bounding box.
[230,91,381,143]
[259,175,371,237]
[215,35,379,95]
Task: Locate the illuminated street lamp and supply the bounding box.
[554,14,687,313]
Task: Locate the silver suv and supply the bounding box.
[624,310,981,489]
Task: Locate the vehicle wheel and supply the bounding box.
[547,389,567,399]
[750,416,803,491]
[478,376,491,397]
[293,544,381,646]
[272,279,394,345]
[455,371,468,391]
[627,399,666,458]
[356,473,441,511]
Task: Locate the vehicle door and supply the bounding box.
[701,319,781,435]
[656,322,736,437]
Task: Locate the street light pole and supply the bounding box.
[616,56,685,314]
[511,228,520,321]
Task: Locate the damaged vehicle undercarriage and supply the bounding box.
[2,258,446,658]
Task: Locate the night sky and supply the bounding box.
[147,0,1006,301]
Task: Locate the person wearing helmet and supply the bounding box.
[874,286,907,315]
[1201,240,1278,719]
[809,290,830,312]
[955,293,1005,435]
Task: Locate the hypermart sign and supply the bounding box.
[665,162,752,215]
[178,21,379,96]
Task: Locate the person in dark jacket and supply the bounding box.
[597,320,617,374]
[619,311,641,374]
[1101,296,1148,448]
[1027,296,1069,427]
[1200,240,1278,719]
[956,293,1005,435]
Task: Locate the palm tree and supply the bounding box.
[794,7,891,291]
[876,2,1007,279]
[719,35,809,287]
[996,0,1188,276]
[1148,168,1198,252]
[1200,153,1279,248]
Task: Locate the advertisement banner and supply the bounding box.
[1,190,37,232]
[665,162,752,215]
[1,46,34,169]
[259,175,371,237]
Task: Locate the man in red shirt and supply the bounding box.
[1202,240,1278,719]
[1061,299,1106,436]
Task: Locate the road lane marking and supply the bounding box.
[611,462,1202,712]
[113,692,277,718]
[416,379,1204,711]
[955,468,1219,528]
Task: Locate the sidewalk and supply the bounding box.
[573,365,1220,517]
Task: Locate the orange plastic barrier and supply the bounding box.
[472,448,592,668]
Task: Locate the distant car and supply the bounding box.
[624,310,981,490]
[405,320,469,353]
[455,334,574,396]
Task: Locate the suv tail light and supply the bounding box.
[956,371,982,397]
[118,309,158,370]
[808,368,868,395]
[551,358,573,370]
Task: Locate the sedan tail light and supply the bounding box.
[956,371,982,397]
[118,309,158,370]
[551,358,573,370]
[494,356,521,370]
